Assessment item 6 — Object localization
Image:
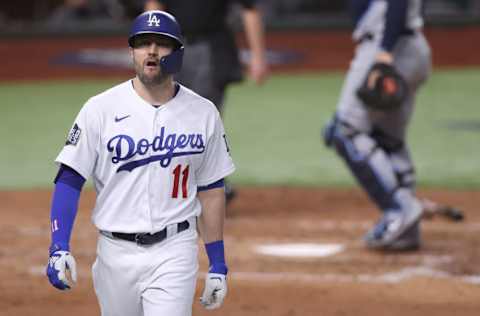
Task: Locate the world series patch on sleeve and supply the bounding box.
[66,123,81,146]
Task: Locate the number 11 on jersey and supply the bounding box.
[172,164,189,198]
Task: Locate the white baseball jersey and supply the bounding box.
[56,80,235,233]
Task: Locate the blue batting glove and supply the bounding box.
[46,246,77,290]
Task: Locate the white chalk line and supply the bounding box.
[10,220,480,238]
[228,268,480,285]
[29,265,480,285]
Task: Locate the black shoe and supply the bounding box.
[364,198,423,250]
[384,222,421,251]
[365,220,421,252]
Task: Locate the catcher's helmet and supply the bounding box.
[128,10,184,74]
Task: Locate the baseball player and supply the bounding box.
[323,0,431,251]
[46,11,235,316]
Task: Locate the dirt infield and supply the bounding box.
[1,188,480,316]
[1,27,480,315]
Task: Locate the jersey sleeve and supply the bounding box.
[55,100,100,180]
[195,113,235,187]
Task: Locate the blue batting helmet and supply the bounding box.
[128,10,184,74]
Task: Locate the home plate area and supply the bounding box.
[3,187,480,316]
[255,243,345,258]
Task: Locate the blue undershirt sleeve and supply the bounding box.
[49,165,86,254]
[198,178,225,192]
[381,0,408,52]
[54,164,86,190]
[349,0,371,27]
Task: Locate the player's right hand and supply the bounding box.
[46,250,77,290]
[200,273,227,310]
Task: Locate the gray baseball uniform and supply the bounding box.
[324,0,431,250]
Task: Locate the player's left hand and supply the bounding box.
[357,62,408,111]
[46,250,77,290]
[200,273,227,310]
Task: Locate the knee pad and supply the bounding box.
[329,120,400,211]
[370,127,404,153]
[370,127,416,189]
[390,149,416,189]
[330,120,376,164]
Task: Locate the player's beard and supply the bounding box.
[134,59,169,86]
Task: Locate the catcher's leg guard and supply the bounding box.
[324,119,423,249]
[370,127,416,190]
[325,119,400,211]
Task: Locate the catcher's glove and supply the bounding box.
[357,62,408,111]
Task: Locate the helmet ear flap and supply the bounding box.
[160,46,184,74]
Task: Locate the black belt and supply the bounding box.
[110,220,190,245]
[356,29,416,45]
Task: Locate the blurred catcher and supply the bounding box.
[323,0,432,251]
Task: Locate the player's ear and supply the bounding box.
[129,47,134,58]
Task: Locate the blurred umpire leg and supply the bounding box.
[175,40,236,204]
[323,118,422,250]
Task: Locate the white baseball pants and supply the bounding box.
[92,226,199,316]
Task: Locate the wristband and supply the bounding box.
[205,240,228,275]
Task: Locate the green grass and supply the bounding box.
[1,69,479,189]
[224,68,480,188]
[0,80,117,189]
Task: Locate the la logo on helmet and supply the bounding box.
[147,13,160,27]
